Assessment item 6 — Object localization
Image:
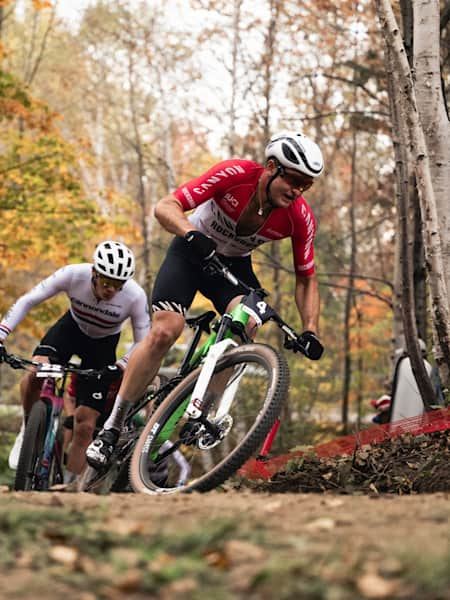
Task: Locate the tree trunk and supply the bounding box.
[227,0,242,155]
[375,0,445,406]
[342,130,358,433]
[413,0,450,380]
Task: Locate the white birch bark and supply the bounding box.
[375,0,450,383]
[414,0,450,286]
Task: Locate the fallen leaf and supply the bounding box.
[305,517,335,531]
[48,545,78,567]
[357,571,398,598]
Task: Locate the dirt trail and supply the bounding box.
[1,489,449,599]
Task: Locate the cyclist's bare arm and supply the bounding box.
[294,274,320,334]
[154,194,194,238]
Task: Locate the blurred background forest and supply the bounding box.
[0,0,425,446]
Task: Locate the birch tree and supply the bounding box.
[374,0,450,395]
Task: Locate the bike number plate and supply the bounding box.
[36,363,64,378]
[242,290,276,326]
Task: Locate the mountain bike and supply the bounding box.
[2,354,105,491]
[127,256,317,495]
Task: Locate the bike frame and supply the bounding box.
[150,269,300,462]
[34,366,68,489]
[2,354,109,490]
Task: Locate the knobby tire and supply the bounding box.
[14,400,47,491]
[129,343,289,495]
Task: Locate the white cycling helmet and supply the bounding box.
[93,240,135,281]
[265,131,324,178]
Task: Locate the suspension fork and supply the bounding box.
[151,307,251,455]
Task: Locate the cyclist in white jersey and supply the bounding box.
[87,131,326,469]
[0,241,150,481]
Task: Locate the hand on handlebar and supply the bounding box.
[0,342,6,364]
[99,364,123,382]
[185,230,217,263]
[285,331,324,360]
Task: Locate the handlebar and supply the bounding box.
[1,352,109,379]
[204,256,311,358]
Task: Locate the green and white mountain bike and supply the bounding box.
[128,255,320,494]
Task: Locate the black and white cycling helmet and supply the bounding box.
[93,240,135,281]
[265,131,324,178]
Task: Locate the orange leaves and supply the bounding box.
[32,0,53,9]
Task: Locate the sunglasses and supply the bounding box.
[96,274,123,290]
[279,166,314,191]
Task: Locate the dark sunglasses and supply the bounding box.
[279,166,314,191]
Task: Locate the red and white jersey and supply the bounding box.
[0,264,150,366]
[174,159,317,276]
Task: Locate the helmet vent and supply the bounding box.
[281,142,299,165]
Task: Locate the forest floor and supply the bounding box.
[0,431,449,600]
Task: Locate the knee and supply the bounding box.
[147,321,182,353]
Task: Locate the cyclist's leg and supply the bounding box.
[69,331,119,471]
[110,239,202,412]
[67,404,101,475]
[117,310,185,404]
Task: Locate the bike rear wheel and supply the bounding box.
[14,400,47,491]
[129,344,289,494]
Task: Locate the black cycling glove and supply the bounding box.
[285,331,324,360]
[99,364,123,382]
[298,331,324,360]
[0,342,6,363]
[184,230,217,263]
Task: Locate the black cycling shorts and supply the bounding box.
[34,311,120,413]
[151,236,261,316]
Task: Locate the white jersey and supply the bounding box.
[0,264,150,366]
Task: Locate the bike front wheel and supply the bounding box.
[129,343,289,494]
[14,400,47,491]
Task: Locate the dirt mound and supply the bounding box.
[245,430,450,495]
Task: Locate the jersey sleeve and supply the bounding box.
[291,201,317,277]
[116,288,150,369]
[172,159,258,210]
[0,266,73,341]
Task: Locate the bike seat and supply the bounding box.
[186,310,216,333]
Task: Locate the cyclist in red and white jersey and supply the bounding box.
[0,240,150,481]
[87,131,325,468]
